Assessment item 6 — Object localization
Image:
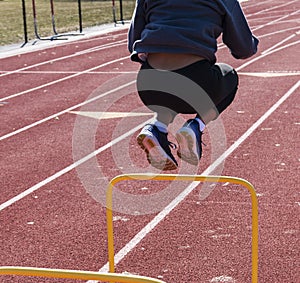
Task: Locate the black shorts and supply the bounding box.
[137,60,239,118]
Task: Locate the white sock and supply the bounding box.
[152,120,168,133]
[195,118,206,132]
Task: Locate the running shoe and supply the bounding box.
[137,124,178,171]
[175,119,203,165]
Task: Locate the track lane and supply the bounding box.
[0,1,299,282]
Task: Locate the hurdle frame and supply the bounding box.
[31,0,83,43]
[49,0,83,37]
[112,0,126,25]
[106,173,259,283]
[0,266,166,283]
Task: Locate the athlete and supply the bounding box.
[128,0,259,170]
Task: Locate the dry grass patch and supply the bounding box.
[0,0,134,45]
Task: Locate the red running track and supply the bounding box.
[0,0,299,282]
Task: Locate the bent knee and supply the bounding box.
[215,63,237,77]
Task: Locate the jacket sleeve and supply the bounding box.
[128,0,146,53]
[222,1,259,59]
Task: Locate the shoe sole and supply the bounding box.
[137,134,177,171]
[175,128,199,166]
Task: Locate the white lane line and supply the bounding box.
[0,3,299,282]
[0,117,154,212]
[0,55,128,102]
[255,27,300,39]
[239,71,300,77]
[0,29,128,59]
[0,17,296,137]
[261,33,297,54]
[1,17,298,139]
[1,76,298,269]
[74,41,127,55]
[0,32,294,141]
[97,79,300,274]
[0,70,136,75]
[246,0,299,17]
[235,39,300,72]
[241,0,273,10]
[252,9,300,32]
[0,80,135,141]
[262,39,300,56]
[69,111,153,119]
[0,16,298,283]
[217,27,299,51]
[0,40,126,78]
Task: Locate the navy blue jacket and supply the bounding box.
[128,0,259,63]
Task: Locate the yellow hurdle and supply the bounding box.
[106,174,259,283]
[0,266,166,283]
[0,174,258,283]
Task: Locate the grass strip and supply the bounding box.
[0,0,135,46]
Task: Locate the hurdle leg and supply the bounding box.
[21,0,28,46]
[119,0,124,24]
[31,0,42,40]
[50,0,58,35]
[112,0,117,25]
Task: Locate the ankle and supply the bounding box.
[194,117,206,132]
[152,119,168,133]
